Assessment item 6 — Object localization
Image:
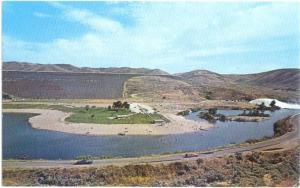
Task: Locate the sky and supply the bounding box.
[2,1,300,74]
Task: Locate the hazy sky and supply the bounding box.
[3,2,300,74]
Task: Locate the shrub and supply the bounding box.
[177,110,190,116]
[112,101,130,109]
[219,115,226,122]
[198,112,216,122]
[122,102,130,109]
[208,108,217,115]
[273,117,293,136]
[205,95,211,100]
[113,101,123,109]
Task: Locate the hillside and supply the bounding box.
[124,76,203,102]
[229,69,300,91]
[175,70,233,87]
[3,61,169,75]
[172,69,300,101]
[176,69,300,90]
[2,61,299,101]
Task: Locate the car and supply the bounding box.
[184,153,199,158]
[73,159,93,165]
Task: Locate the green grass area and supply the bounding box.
[65,108,167,124]
[3,103,168,124]
[3,103,75,112]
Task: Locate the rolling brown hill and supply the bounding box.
[176,69,300,90]
[2,61,299,101]
[124,76,203,102]
[228,69,300,91]
[3,61,169,75]
[175,69,300,102]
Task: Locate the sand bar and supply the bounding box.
[3,109,213,136]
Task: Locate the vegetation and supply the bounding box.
[3,102,167,124]
[3,93,13,100]
[190,107,202,113]
[239,109,270,117]
[177,110,190,116]
[112,101,130,109]
[243,136,273,144]
[3,103,75,112]
[204,91,212,100]
[257,101,280,111]
[273,116,294,137]
[3,147,299,186]
[65,108,166,124]
[198,108,226,122]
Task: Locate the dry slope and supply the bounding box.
[124,76,203,102]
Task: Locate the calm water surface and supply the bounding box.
[3,109,299,159]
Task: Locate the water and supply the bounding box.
[3,109,299,160]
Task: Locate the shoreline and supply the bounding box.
[3,114,299,169]
[3,109,213,136]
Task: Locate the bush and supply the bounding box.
[208,108,217,115]
[177,110,190,116]
[273,117,293,136]
[219,115,226,122]
[198,112,216,122]
[112,101,130,109]
[122,102,130,109]
[113,101,123,109]
[238,110,270,117]
[205,95,211,100]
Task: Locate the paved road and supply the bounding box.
[3,114,299,169]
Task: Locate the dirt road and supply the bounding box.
[3,114,299,169]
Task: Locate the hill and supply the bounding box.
[174,69,300,102]
[229,69,300,91]
[176,69,300,90]
[124,76,203,102]
[3,61,169,75]
[2,61,299,101]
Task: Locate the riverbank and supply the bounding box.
[3,145,299,186]
[3,109,213,136]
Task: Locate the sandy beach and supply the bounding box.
[3,109,213,136]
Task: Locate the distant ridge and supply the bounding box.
[2,61,300,101]
[176,68,300,91]
[3,61,169,75]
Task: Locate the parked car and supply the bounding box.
[73,159,93,165]
[184,153,199,158]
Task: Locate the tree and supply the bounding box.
[258,102,266,110]
[270,100,276,107]
[113,101,123,109]
[242,110,247,116]
[208,108,217,115]
[122,102,130,109]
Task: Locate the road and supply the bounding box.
[3,114,299,169]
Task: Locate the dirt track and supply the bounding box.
[3,114,299,169]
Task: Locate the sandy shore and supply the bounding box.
[3,109,213,136]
